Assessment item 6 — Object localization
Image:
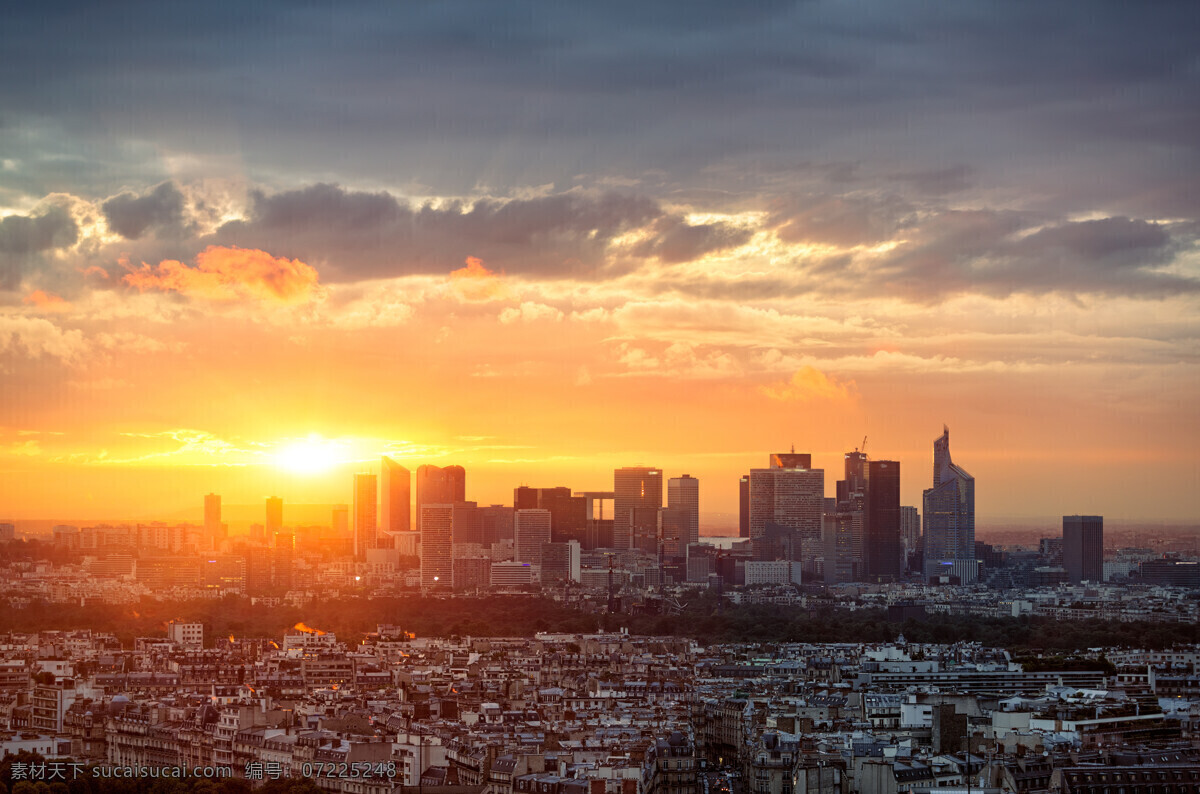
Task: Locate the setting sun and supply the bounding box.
[273,435,346,475]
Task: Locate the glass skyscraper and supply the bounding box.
[922,426,976,583]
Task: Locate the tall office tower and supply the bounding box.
[479,504,515,546]
[272,532,294,590]
[578,491,614,549]
[514,509,552,565]
[450,502,482,545]
[380,456,411,534]
[1063,515,1103,583]
[613,467,662,550]
[770,451,812,469]
[265,497,283,536]
[823,511,863,584]
[630,507,662,554]
[352,473,378,560]
[667,475,700,551]
[541,541,581,583]
[415,465,466,531]
[900,506,920,570]
[513,487,587,544]
[865,460,901,580]
[738,475,750,538]
[331,504,349,537]
[844,451,867,494]
[748,461,824,541]
[204,494,222,549]
[419,504,456,590]
[660,507,688,557]
[922,426,976,583]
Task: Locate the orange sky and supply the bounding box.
[2,239,1197,523]
[2,5,1199,525]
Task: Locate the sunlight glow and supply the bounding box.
[273,435,348,475]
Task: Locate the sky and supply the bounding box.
[1,0,1198,525]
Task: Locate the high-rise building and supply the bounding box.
[541,541,581,583]
[738,475,750,538]
[613,467,662,550]
[514,509,552,566]
[265,496,283,535]
[353,474,378,560]
[770,451,812,469]
[578,491,614,549]
[748,462,824,542]
[660,507,688,558]
[204,494,222,549]
[823,510,863,584]
[667,475,700,551]
[381,456,411,534]
[865,460,901,580]
[900,506,920,570]
[419,502,475,590]
[1063,515,1103,583]
[922,426,976,583]
[513,486,587,544]
[415,465,466,532]
[332,504,349,537]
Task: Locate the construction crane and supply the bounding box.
[861,435,868,454]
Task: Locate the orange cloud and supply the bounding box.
[449,256,509,301]
[23,290,69,311]
[760,366,858,403]
[122,245,320,303]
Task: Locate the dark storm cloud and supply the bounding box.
[871,213,1195,300]
[3,0,1197,219]
[212,184,667,279]
[630,216,753,264]
[102,182,187,240]
[0,206,78,289]
[769,194,917,247]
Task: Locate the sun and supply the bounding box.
[274,435,344,475]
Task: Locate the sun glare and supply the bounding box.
[274,435,345,475]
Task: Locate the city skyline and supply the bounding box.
[1,3,1198,525]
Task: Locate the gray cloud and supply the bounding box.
[213,184,666,279]
[0,206,78,290]
[102,182,187,240]
[630,215,753,263]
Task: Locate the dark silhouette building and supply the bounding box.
[865,460,901,580]
[1063,515,1103,583]
[415,465,465,532]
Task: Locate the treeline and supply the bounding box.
[2,593,1198,652]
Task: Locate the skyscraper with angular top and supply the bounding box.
[380,456,411,534]
[922,426,976,583]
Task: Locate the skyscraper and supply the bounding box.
[1063,515,1103,583]
[667,475,700,552]
[415,465,466,532]
[265,496,283,536]
[748,463,824,541]
[331,504,349,538]
[865,460,901,580]
[420,503,455,590]
[353,473,378,560]
[613,467,662,550]
[514,509,552,566]
[922,426,976,583]
[380,456,411,534]
[204,493,222,549]
[738,475,750,538]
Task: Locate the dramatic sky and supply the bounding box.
[2,1,1198,525]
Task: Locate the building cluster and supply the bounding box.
[3,424,1195,610]
[2,626,1200,793]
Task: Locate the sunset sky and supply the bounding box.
[1,2,1198,524]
